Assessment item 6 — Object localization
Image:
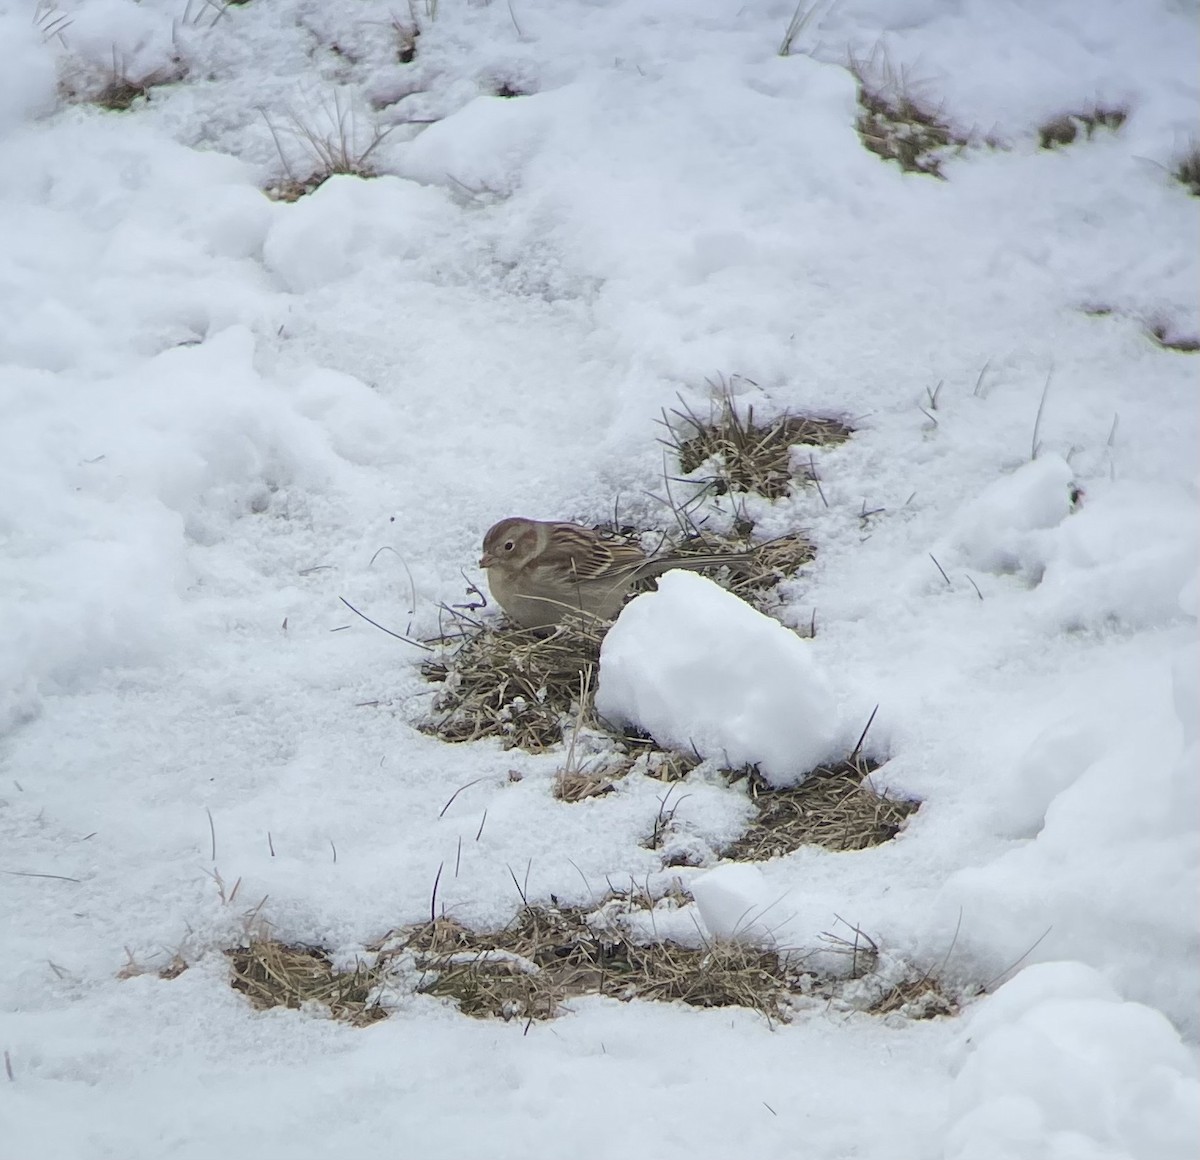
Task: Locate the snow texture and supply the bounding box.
[1,0,1198,1156]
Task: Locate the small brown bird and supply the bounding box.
[479,517,753,629]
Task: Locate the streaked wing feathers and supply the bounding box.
[541,524,646,582]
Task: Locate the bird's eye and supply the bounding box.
[504,541,515,552]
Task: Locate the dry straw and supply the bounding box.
[724,758,918,859]
[396,902,803,1023]
[227,938,389,1027]
[847,48,966,178]
[660,382,852,500]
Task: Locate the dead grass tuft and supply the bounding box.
[116,948,188,981]
[156,896,965,1030]
[422,619,604,751]
[849,51,966,178]
[227,936,388,1026]
[378,899,965,1026]
[724,758,918,860]
[66,52,187,112]
[812,919,964,1018]
[34,0,72,45]
[652,528,816,606]
[262,94,396,202]
[778,0,826,57]
[395,903,801,1022]
[1146,320,1200,353]
[868,974,959,1019]
[553,765,618,802]
[395,20,420,63]
[661,379,853,500]
[1174,144,1200,196]
[1037,104,1128,150]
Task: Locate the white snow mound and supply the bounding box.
[946,962,1200,1160]
[691,864,781,946]
[595,571,842,785]
[945,454,1075,578]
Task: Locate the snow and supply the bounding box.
[595,570,845,782]
[691,863,785,945]
[946,963,1199,1160]
[2,0,1198,1156]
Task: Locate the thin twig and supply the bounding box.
[439,777,486,818]
[206,807,216,861]
[2,870,80,883]
[807,454,828,507]
[338,596,433,650]
[430,861,444,925]
[506,0,522,36]
[849,706,879,762]
[369,546,418,617]
[928,554,952,586]
[936,908,963,977]
[1030,369,1053,460]
[507,864,529,906]
[982,925,1053,991]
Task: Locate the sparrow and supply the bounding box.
[479,517,753,629]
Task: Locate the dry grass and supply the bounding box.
[1080,305,1199,353]
[34,0,72,45]
[394,19,420,63]
[1174,144,1200,196]
[552,669,619,800]
[1037,104,1128,150]
[661,381,853,500]
[868,975,959,1019]
[553,690,700,801]
[724,758,918,860]
[116,949,188,981]
[653,528,816,607]
[778,0,827,57]
[811,919,963,1019]
[553,765,618,802]
[377,898,963,1026]
[65,52,187,112]
[849,51,966,178]
[1146,321,1200,353]
[262,94,396,202]
[422,619,604,751]
[227,936,389,1026]
[211,896,961,1029]
[396,903,802,1022]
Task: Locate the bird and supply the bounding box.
[479,517,754,629]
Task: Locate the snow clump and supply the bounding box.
[595,571,843,785]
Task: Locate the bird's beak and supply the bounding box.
[479,553,496,568]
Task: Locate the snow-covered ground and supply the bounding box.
[2,0,1197,1156]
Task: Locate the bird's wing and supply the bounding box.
[541,525,647,582]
